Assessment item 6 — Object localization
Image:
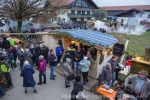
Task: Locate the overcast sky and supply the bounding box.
[93,0,150,7]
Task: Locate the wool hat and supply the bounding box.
[139,69,148,76]
[50,49,54,53]
[106,63,111,68]
[39,55,44,60]
[66,58,71,63]
[75,76,81,82]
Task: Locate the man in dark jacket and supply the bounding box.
[68,45,76,69]
[74,47,82,75]
[2,37,10,52]
[108,55,123,86]
[17,47,24,70]
[48,49,57,80]
[71,76,84,100]
[10,46,17,70]
[101,63,112,86]
[41,43,49,63]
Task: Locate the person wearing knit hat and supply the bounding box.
[101,63,112,86]
[41,43,49,63]
[48,49,57,80]
[63,57,72,88]
[24,48,33,66]
[71,75,84,100]
[20,61,37,94]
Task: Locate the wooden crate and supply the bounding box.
[118,71,130,81]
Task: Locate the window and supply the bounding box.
[87,11,90,15]
[76,0,82,6]
[71,10,75,14]
[81,18,84,21]
[77,11,81,14]
[82,11,85,14]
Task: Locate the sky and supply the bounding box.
[93,0,150,7]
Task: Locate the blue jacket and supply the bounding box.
[80,59,91,72]
[48,54,57,66]
[56,46,64,56]
[20,65,36,87]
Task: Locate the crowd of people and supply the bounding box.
[0,34,149,100]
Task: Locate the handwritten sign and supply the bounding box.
[113,43,125,56]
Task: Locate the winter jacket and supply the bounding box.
[10,48,17,58]
[8,53,15,64]
[48,54,57,66]
[71,80,84,97]
[68,47,76,58]
[2,37,10,49]
[41,46,49,58]
[63,62,72,77]
[33,50,40,64]
[20,65,36,87]
[63,54,71,63]
[56,46,64,56]
[74,52,82,62]
[0,60,10,73]
[38,59,46,72]
[24,51,33,66]
[124,75,150,98]
[101,67,112,82]
[108,59,121,73]
[17,49,24,61]
[29,48,35,55]
[80,59,91,72]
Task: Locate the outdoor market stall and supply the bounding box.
[50,29,118,79]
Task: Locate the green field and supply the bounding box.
[108,31,150,55]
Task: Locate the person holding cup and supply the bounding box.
[48,49,57,80]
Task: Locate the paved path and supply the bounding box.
[1,66,101,100]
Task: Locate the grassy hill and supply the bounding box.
[108,31,150,55]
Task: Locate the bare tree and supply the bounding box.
[3,0,44,32]
[40,0,68,24]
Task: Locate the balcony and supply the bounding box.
[68,13,93,18]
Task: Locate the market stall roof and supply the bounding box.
[58,29,118,47]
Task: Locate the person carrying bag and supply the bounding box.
[63,57,73,88]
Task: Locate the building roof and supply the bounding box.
[100,5,150,11]
[48,0,75,6]
[58,29,118,47]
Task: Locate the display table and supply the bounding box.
[97,85,117,100]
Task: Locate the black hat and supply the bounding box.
[50,49,54,53]
[75,76,81,82]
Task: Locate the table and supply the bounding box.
[97,85,117,100]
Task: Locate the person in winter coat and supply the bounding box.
[0,57,13,88]
[101,63,112,86]
[55,43,64,66]
[2,37,10,52]
[68,45,76,69]
[33,47,41,68]
[124,69,150,100]
[24,49,33,66]
[29,44,35,55]
[71,76,84,100]
[37,55,46,85]
[80,56,91,85]
[8,50,16,70]
[20,61,37,94]
[17,47,24,69]
[108,55,123,86]
[41,43,49,63]
[63,57,72,88]
[10,46,17,70]
[74,47,82,75]
[48,49,57,80]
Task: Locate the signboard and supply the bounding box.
[113,43,125,56]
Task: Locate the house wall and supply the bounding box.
[117,17,128,25]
